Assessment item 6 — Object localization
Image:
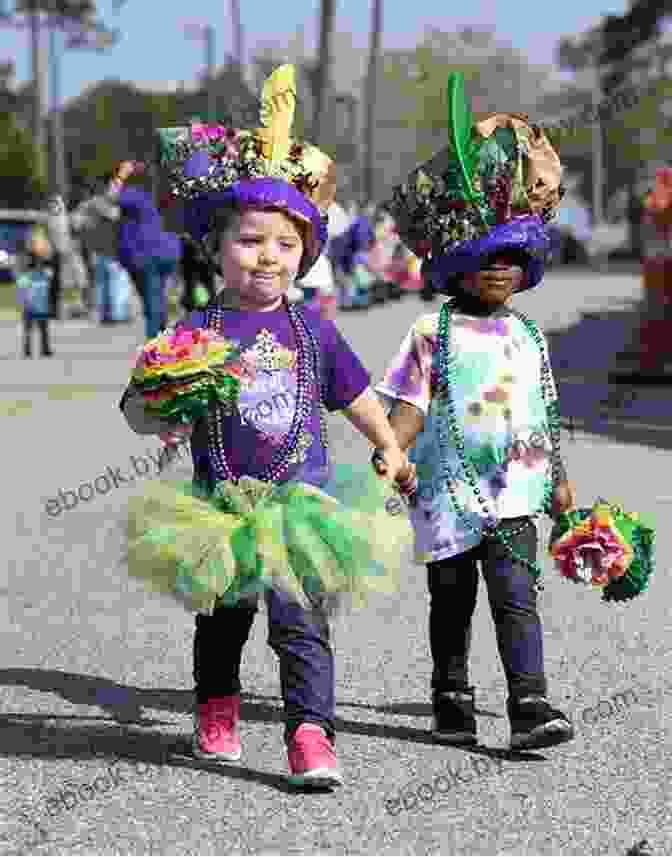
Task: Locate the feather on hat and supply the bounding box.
[387,72,564,291]
[155,65,336,277]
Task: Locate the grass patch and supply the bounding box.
[0,386,117,413]
[46,384,105,400]
[0,399,33,417]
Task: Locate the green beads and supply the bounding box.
[436,301,565,588]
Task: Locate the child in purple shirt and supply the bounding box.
[119,65,415,789]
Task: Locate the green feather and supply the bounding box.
[445,72,482,201]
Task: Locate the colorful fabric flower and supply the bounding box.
[548,501,655,603]
[131,326,246,422]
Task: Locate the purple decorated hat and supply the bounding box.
[156,65,336,278]
[386,72,564,292]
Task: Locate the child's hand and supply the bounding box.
[372,446,416,489]
[113,160,142,183]
[395,459,417,497]
[551,479,576,519]
[159,424,193,447]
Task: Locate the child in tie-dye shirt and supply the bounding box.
[377,250,577,751]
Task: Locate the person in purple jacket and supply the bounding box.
[113,165,182,339]
[329,215,375,309]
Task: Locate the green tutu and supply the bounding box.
[125,466,414,613]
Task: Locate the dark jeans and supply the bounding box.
[131,257,177,339]
[427,516,547,703]
[22,316,51,354]
[193,587,335,743]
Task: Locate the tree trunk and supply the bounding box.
[29,0,48,184]
[363,0,382,204]
[229,0,245,85]
[312,0,336,148]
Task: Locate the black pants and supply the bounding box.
[193,588,335,743]
[427,517,547,702]
[23,317,51,355]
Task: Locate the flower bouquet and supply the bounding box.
[131,323,250,424]
[548,500,655,603]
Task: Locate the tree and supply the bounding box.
[60,67,258,203]
[553,10,672,252]
[382,28,550,163]
[0,110,48,207]
[600,1,670,93]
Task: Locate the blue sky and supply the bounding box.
[1,0,629,104]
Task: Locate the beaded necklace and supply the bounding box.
[206,295,328,484]
[436,299,563,588]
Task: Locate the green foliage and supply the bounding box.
[604,78,672,167]
[383,47,481,162]
[0,112,47,207]
[544,78,672,170]
[63,70,262,200]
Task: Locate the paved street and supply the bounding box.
[0,270,670,856]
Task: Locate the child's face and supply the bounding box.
[218,209,304,311]
[459,252,525,306]
[30,233,51,259]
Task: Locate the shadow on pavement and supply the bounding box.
[545,298,672,452]
[0,669,547,795]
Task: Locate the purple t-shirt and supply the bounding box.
[187,304,369,488]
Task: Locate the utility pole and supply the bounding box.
[363,0,382,205]
[312,0,336,148]
[184,21,216,123]
[28,0,48,184]
[229,0,245,83]
[205,24,215,123]
[48,22,68,200]
[591,48,604,228]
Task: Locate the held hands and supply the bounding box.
[372,446,417,496]
[159,423,194,448]
[113,160,144,183]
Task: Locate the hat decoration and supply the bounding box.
[387,72,565,290]
[156,64,336,276]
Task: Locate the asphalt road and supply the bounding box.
[0,271,670,856]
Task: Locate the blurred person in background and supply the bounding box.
[44,194,90,318]
[114,164,182,339]
[16,225,59,357]
[367,210,402,302]
[70,170,130,324]
[636,167,672,373]
[329,214,375,310]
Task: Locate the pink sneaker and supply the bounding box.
[287,723,343,788]
[192,695,241,762]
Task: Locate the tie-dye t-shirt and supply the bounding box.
[376,309,559,564]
